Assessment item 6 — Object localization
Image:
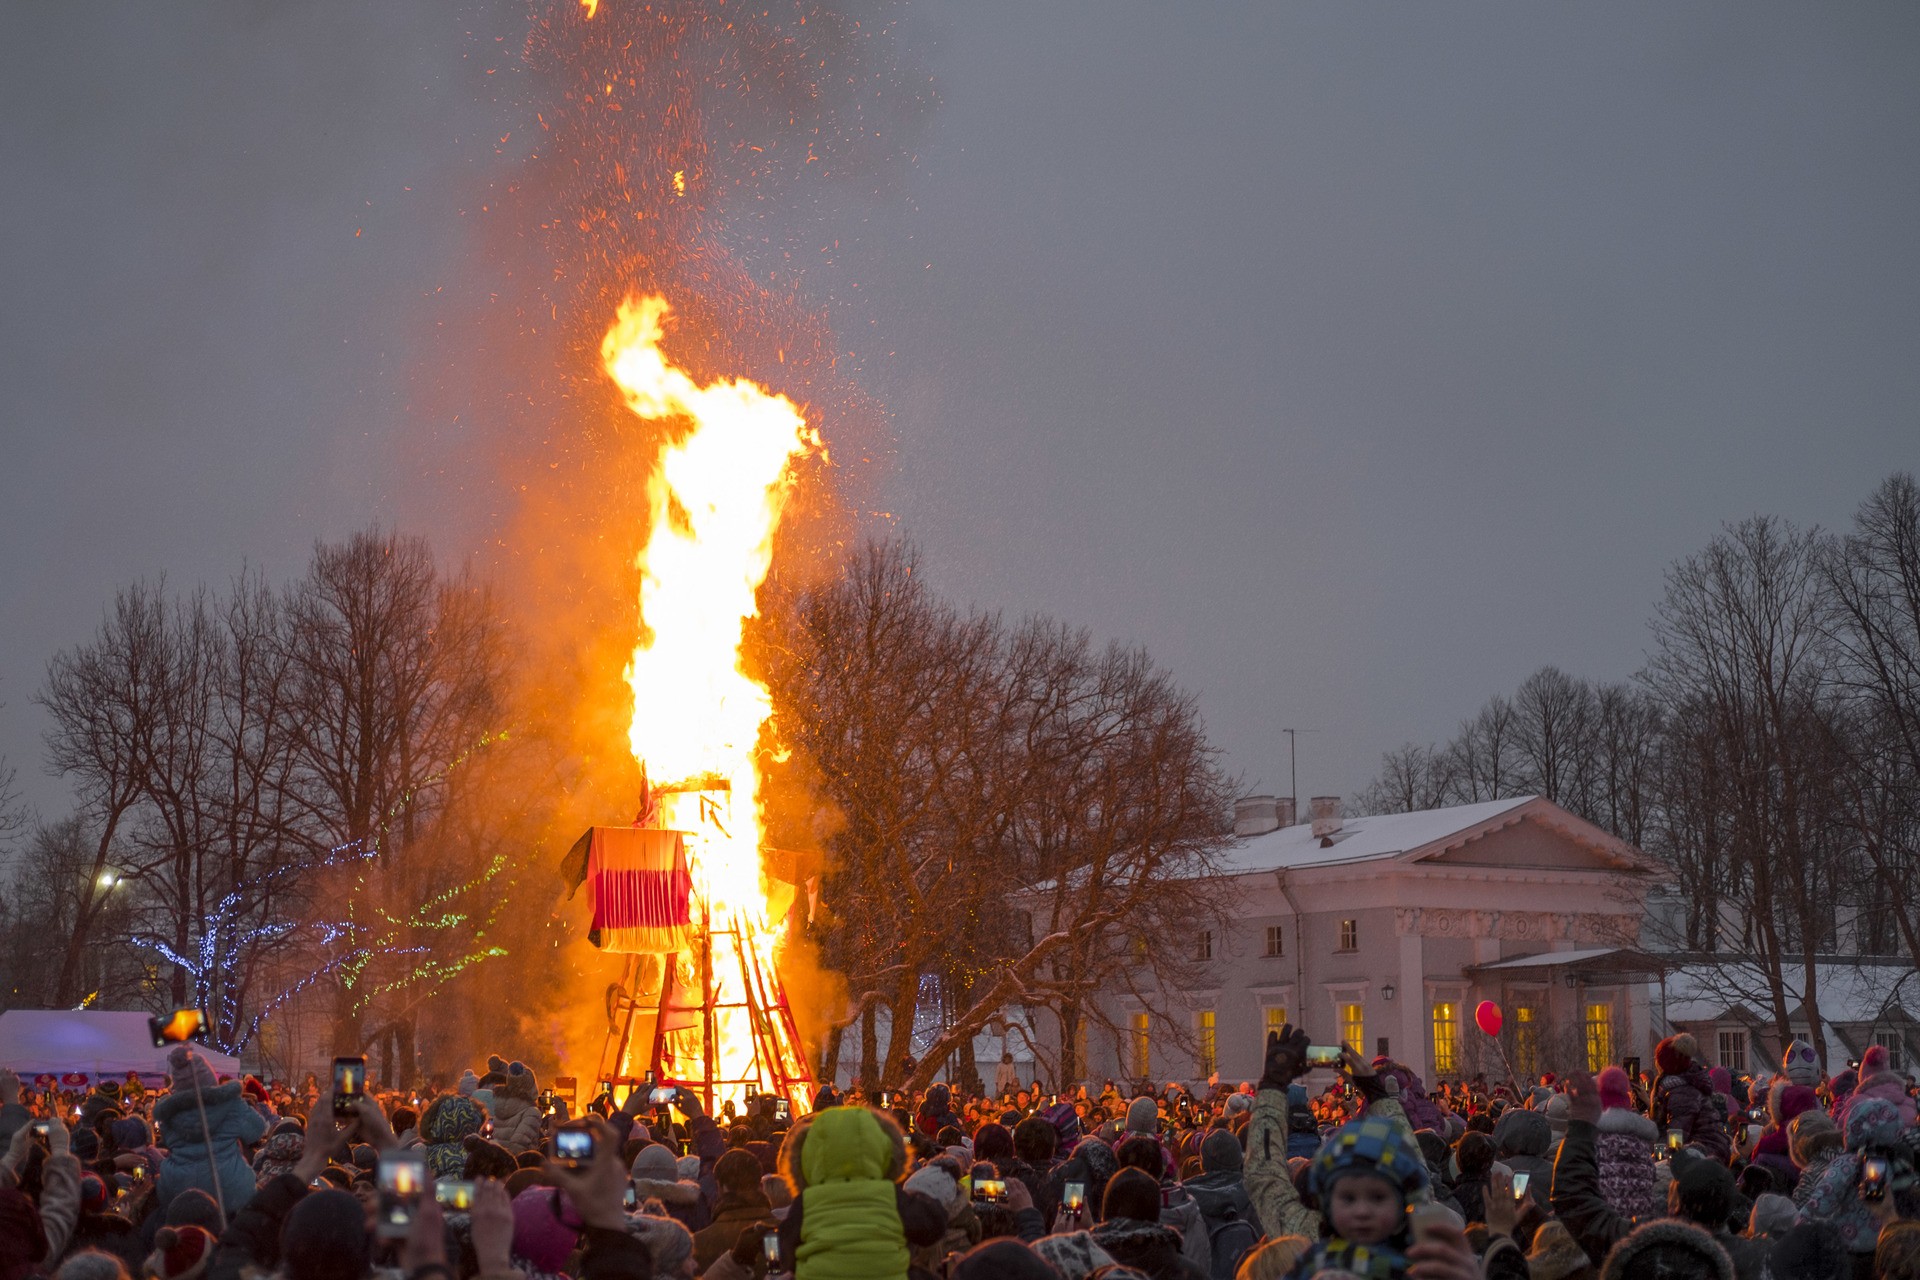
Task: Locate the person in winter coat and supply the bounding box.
[631,1142,706,1233]
[693,1149,776,1273]
[1797,1094,1918,1262]
[1781,1038,1822,1088]
[488,1061,546,1155]
[1650,1033,1732,1160]
[1043,1136,1118,1232]
[1788,1110,1843,1211]
[1116,1134,1210,1276]
[1491,1107,1553,1214]
[1181,1128,1260,1279]
[152,1046,266,1220]
[915,1085,962,1139]
[1592,1066,1661,1221]
[901,1159,979,1273]
[1448,1132,1494,1225]
[1369,1058,1446,1134]
[1750,1083,1819,1194]
[773,1105,946,1280]
[1594,1219,1735,1280]
[417,1094,488,1178]
[1090,1168,1208,1280]
[1832,1042,1915,1133]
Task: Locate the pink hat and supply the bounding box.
[1596,1066,1633,1112]
[510,1187,580,1272]
[1861,1044,1891,1078]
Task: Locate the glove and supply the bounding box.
[733,1221,779,1266]
[1258,1024,1311,1092]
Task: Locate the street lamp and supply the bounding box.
[1382,983,1396,1002]
[98,872,118,889]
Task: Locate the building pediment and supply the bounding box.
[1406,802,1657,876]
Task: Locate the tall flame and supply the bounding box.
[602,294,816,922]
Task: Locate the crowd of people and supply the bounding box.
[3,1025,1918,1279]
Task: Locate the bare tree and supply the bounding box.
[1355,742,1456,814]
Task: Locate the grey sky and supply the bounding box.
[3,2,1917,822]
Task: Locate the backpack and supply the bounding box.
[1203,1205,1257,1279]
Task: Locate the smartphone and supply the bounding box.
[435,1180,475,1210]
[1409,1201,1453,1248]
[551,1123,596,1170]
[333,1057,368,1117]
[1665,1128,1684,1155]
[30,1121,51,1138]
[642,1069,656,1088]
[130,1161,147,1180]
[1862,1156,1890,1202]
[762,1231,782,1267]
[1623,1056,1641,1080]
[148,1009,208,1049]
[1305,1045,1343,1066]
[972,1177,1007,1203]
[1063,1180,1086,1212]
[376,1150,427,1238]
[597,1079,613,1099]
[539,1089,556,1114]
[649,1085,680,1108]
[622,1183,638,1210]
[774,1098,790,1122]
[1511,1171,1530,1200]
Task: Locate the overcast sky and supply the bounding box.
[3,1,1916,822]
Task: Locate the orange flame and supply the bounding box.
[603,293,816,920]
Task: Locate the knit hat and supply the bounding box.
[1307,1114,1430,1204]
[1789,1111,1840,1168]
[714,1148,762,1194]
[1200,1127,1243,1175]
[973,1122,1014,1160]
[1782,1039,1820,1087]
[1543,1093,1571,1141]
[630,1142,679,1181]
[675,1154,701,1180]
[498,1061,538,1104]
[1224,1091,1253,1117]
[1524,1220,1590,1280]
[904,1164,966,1218]
[1123,1096,1158,1134]
[1596,1065,1633,1112]
[163,1190,223,1234]
[457,1070,480,1097]
[1671,1153,1737,1225]
[280,1189,371,1280]
[78,1173,109,1213]
[252,1130,305,1179]
[463,1135,517,1181]
[628,1213,694,1273]
[1860,1043,1892,1078]
[109,1116,150,1151]
[146,1225,216,1280]
[0,1187,48,1280]
[1454,1131,1494,1179]
[166,1045,219,1096]
[1600,1219,1733,1280]
[951,1239,1062,1280]
[1707,1066,1733,1098]
[242,1076,272,1106]
[1749,1192,1799,1237]
[1653,1033,1698,1078]
[1031,1230,1115,1280]
[510,1187,580,1273]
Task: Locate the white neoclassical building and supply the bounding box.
[1066,795,1669,1089]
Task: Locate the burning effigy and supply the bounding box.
[558,295,818,1115]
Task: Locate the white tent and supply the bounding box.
[0,1010,240,1083]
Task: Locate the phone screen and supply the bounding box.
[972,1178,1007,1203]
[1305,1045,1343,1065]
[762,1232,781,1266]
[1863,1157,1890,1200]
[435,1180,475,1210]
[333,1057,367,1115]
[649,1085,679,1107]
[1063,1180,1086,1210]
[377,1153,426,1237]
[553,1126,596,1167]
[775,1099,790,1121]
[1511,1171,1530,1199]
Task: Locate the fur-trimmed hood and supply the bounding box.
[631,1176,702,1206]
[1600,1219,1734,1280]
[1597,1108,1659,1143]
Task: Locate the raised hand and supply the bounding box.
[1258,1024,1312,1092]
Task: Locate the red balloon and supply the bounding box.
[1474,1000,1503,1037]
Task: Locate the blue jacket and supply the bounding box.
[154,1081,268,1215]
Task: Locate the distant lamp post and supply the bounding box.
[98,872,118,889]
[1382,983,1396,1002]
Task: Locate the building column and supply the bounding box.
[1399,929,1425,1077]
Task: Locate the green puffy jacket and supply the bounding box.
[796,1108,910,1280]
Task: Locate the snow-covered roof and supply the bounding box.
[1214,795,1653,877]
[1475,947,1629,971]
[1661,962,1920,1069]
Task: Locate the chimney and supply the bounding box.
[1310,795,1343,844]
[1275,796,1297,829]
[1233,795,1281,837]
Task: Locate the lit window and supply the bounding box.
[1264,925,1284,958]
[1514,1006,1539,1079]
[1341,1001,1365,1052]
[1584,1002,1614,1073]
[1264,1006,1288,1046]
[1197,1011,1217,1077]
[1195,930,1214,962]
[1338,920,1358,951]
[1432,1002,1458,1076]
[1130,1012,1150,1079]
[1717,1029,1747,1073]
[1875,1031,1905,1072]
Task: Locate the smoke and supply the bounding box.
[404,0,930,1084]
